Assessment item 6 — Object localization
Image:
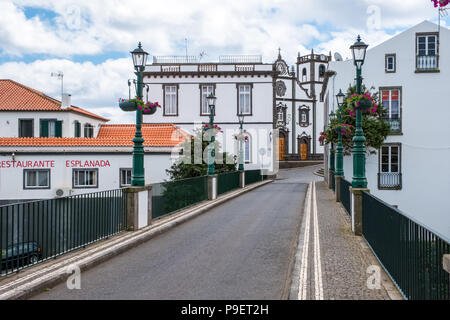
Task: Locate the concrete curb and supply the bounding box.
[0,179,273,300]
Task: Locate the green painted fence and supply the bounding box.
[362,191,450,300]
[245,169,265,185]
[0,189,127,277]
[217,171,240,196]
[151,176,208,220]
[340,179,351,216]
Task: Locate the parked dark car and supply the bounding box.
[1,242,41,270]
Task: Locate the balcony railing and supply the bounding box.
[383,117,401,133]
[153,56,198,64]
[219,55,262,64]
[378,172,402,189]
[417,55,438,71]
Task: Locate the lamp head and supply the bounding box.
[130,42,149,70]
[350,35,368,69]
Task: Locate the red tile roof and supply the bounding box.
[0,124,188,148]
[0,79,109,121]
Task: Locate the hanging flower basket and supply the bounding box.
[119,99,138,112]
[203,124,223,133]
[139,102,161,115]
[348,93,376,112]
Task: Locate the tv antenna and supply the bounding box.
[199,51,207,61]
[51,71,64,99]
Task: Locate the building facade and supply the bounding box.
[322,21,450,239]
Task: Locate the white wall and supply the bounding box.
[326,21,450,239]
[0,152,174,201]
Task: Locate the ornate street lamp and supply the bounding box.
[238,114,245,171]
[335,89,345,177]
[329,111,336,174]
[206,92,217,175]
[350,35,369,189]
[130,42,148,186]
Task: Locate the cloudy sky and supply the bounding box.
[0,0,448,123]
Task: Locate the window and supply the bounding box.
[73,169,98,188]
[318,64,326,79]
[74,121,81,137]
[24,169,50,189]
[237,84,252,115]
[378,144,402,190]
[19,119,34,137]
[385,54,396,73]
[302,68,307,82]
[164,85,178,116]
[416,33,439,71]
[244,137,251,163]
[120,168,132,187]
[299,106,310,127]
[200,85,215,115]
[380,88,401,133]
[84,123,94,138]
[40,119,62,137]
[277,109,284,122]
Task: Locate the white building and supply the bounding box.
[0,80,185,205]
[322,21,450,239]
[142,51,330,171]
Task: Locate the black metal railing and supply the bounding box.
[383,117,401,133]
[151,176,208,220]
[362,191,450,300]
[218,171,240,196]
[378,172,402,190]
[340,179,351,216]
[0,189,127,277]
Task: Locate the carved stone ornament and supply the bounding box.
[275,80,287,97]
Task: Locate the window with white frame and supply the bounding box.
[238,85,251,115]
[244,137,251,163]
[164,85,178,115]
[381,88,401,133]
[201,85,214,115]
[385,54,396,72]
[84,123,94,138]
[120,168,132,187]
[416,34,438,70]
[379,144,401,189]
[24,170,50,189]
[73,169,98,188]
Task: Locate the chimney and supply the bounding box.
[62,93,71,108]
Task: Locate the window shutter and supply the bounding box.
[40,120,49,137]
[55,120,63,138]
[74,121,80,137]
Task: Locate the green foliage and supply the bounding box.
[166,128,237,180]
[321,85,390,154]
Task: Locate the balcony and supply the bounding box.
[378,172,402,190]
[383,117,402,134]
[219,55,262,64]
[416,55,439,72]
[153,56,198,64]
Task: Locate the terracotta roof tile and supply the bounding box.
[0,124,188,148]
[0,79,109,121]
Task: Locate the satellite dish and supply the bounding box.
[334,52,343,61]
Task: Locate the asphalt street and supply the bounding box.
[31,166,321,300]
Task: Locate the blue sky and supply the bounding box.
[0,0,448,123]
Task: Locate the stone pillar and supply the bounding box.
[123,186,152,231]
[335,175,343,202]
[208,174,218,200]
[350,187,369,236]
[328,170,334,189]
[239,171,245,188]
[444,255,450,275]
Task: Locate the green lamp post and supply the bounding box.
[206,92,217,175]
[350,35,369,189]
[238,114,245,171]
[329,111,336,174]
[335,89,345,177]
[130,42,148,187]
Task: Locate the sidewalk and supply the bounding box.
[290,180,403,300]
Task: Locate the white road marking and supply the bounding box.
[297,182,312,300]
[312,182,324,300]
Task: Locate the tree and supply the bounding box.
[320,85,390,155]
[166,128,237,180]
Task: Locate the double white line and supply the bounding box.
[297,181,324,300]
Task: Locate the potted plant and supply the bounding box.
[119,97,162,114]
[347,93,377,112]
[139,101,161,115]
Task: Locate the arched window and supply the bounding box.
[302,68,307,82]
[299,106,310,127]
[319,64,326,79]
[244,137,251,163]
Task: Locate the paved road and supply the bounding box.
[31,166,321,300]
